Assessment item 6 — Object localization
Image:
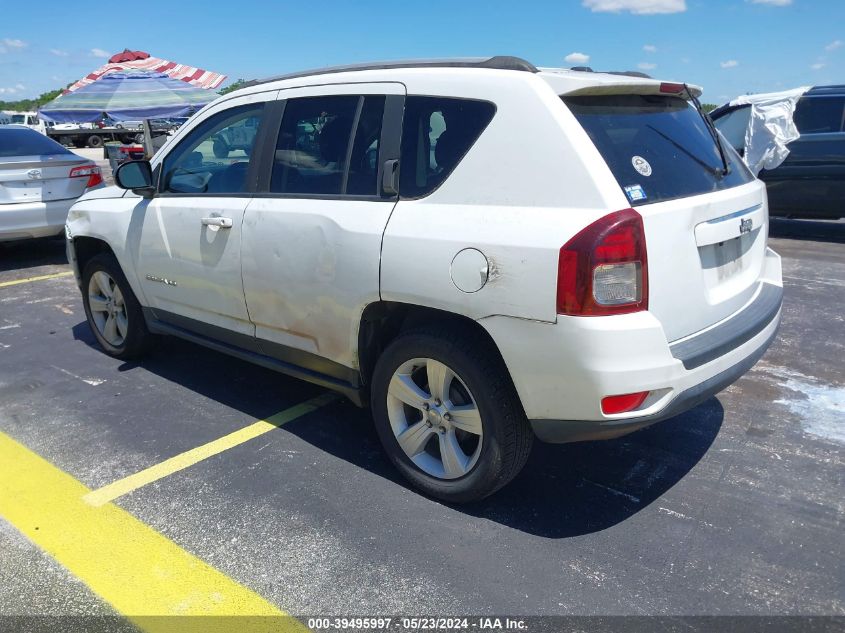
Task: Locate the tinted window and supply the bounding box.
[270,96,359,195]
[713,106,751,152]
[565,95,753,206]
[399,97,495,198]
[347,96,385,195]
[793,97,845,134]
[161,103,264,195]
[0,128,71,157]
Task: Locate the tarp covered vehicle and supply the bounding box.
[711,85,845,219]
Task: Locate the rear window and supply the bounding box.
[399,96,495,198]
[0,128,72,157]
[793,96,845,134]
[564,94,753,206]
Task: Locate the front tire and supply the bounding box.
[81,253,151,359]
[371,328,532,503]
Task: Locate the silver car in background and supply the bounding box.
[0,126,103,241]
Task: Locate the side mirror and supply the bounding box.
[114,160,155,197]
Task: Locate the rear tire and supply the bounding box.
[81,253,152,360]
[371,327,533,503]
[87,134,104,148]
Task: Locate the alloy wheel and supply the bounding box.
[87,271,129,347]
[386,358,484,480]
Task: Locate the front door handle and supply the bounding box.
[201,217,233,228]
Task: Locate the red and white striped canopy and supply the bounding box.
[65,50,227,94]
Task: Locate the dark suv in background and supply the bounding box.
[712,85,845,219]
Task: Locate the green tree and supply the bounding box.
[218,78,248,96]
[0,87,67,112]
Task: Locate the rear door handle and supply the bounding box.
[201,217,233,228]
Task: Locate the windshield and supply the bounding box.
[564,94,753,206]
[0,128,73,157]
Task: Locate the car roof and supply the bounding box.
[713,84,845,116]
[233,56,702,99]
[805,84,845,96]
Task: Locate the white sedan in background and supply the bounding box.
[0,125,103,241]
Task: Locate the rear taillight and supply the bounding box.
[557,208,648,316]
[69,164,103,188]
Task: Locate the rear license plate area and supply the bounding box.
[5,181,43,200]
[714,237,744,281]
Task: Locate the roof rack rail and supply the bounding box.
[243,56,538,88]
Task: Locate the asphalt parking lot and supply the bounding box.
[0,219,843,630]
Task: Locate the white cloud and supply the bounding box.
[720,60,739,68]
[811,63,826,70]
[565,52,591,65]
[90,48,111,58]
[2,38,27,48]
[643,44,658,53]
[49,48,69,57]
[0,83,25,95]
[825,40,843,52]
[750,0,792,5]
[582,0,686,15]
[637,62,657,70]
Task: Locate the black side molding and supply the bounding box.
[670,283,783,370]
[142,308,364,405]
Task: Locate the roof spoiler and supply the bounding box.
[563,82,703,99]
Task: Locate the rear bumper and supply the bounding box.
[481,247,783,443]
[530,322,778,442]
[0,198,75,241]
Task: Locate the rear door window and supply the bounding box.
[270,95,359,196]
[399,97,495,198]
[564,94,753,206]
[793,96,845,134]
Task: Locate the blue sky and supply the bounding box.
[1,0,842,104]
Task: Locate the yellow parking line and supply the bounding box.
[0,432,308,632]
[84,393,338,507]
[0,270,74,288]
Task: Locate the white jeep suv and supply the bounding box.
[66,57,783,502]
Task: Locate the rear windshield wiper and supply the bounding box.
[685,83,730,177]
[645,124,724,177]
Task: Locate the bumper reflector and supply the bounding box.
[601,391,649,415]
